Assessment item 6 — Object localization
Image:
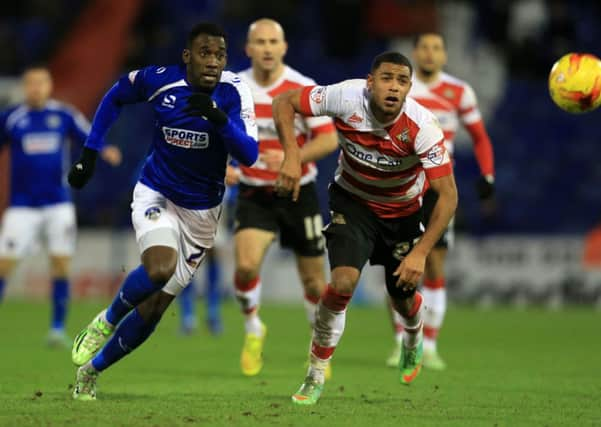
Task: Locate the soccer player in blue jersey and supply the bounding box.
[0,66,121,347]
[68,22,258,400]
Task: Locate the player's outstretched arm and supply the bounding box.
[68,78,140,189]
[272,89,304,201]
[393,174,458,290]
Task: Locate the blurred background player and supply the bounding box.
[273,51,458,405]
[178,251,224,335]
[386,33,495,370]
[0,66,121,347]
[177,179,239,336]
[232,19,338,377]
[67,22,258,400]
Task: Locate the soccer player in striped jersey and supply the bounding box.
[273,51,458,404]
[386,33,495,370]
[68,23,258,400]
[231,19,338,377]
[0,66,121,347]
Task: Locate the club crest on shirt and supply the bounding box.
[443,88,456,99]
[396,128,410,144]
[45,114,61,129]
[145,206,161,221]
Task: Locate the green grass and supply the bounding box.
[0,300,600,426]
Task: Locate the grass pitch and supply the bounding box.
[0,300,599,426]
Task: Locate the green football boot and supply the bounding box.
[399,338,423,385]
[291,376,324,405]
[72,364,99,401]
[72,310,114,366]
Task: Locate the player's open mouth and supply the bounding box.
[201,73,219,81]
[384,96,399,106]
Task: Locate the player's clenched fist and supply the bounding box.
[184,93,228,126]
[275,155,301,201]
[68,147,98,189]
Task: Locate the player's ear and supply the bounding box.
[182,49,191,65]
[282,40,288,56]
[366,73,374,91]
[244,43,252,59]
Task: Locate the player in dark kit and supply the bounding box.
[68,23,258,400]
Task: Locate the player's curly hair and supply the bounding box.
[187,22,227,47]
[371,51,413,75]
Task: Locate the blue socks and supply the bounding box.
[206,256,222,328]
[106,265,156,326]
[178,255,223,334]
[91,308,158,372]
[0,277,5,302]
[178,282,196,332]
[51,278,69,330]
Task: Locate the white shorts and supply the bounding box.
[0,202,77,258]
[131,182,221,295]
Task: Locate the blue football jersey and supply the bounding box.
[0,100,90,206]
[87,64,258,210]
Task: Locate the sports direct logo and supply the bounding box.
[162,127,209,149]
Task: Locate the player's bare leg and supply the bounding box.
[0,257,17,303]
[422,247,448,370]
[292,266,358,405]
[234,228,273,376]
[295,254,332,379]
[47,255,72,347]
[296,255,326,326]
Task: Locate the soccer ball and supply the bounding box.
[548,53,601,113]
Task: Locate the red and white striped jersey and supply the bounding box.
[409,72,494,176]
[299,79,452,219]
[238,66,335,186]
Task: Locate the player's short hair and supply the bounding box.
[413,32,446,48]
[371,51,413,75]
[187,22,227,47]
[22,64,50,75]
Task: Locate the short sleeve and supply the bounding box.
[299,83,347,118]
[415,118,452,180]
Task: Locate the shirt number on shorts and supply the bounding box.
[303,214,323,240]
[185,246,205,267]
